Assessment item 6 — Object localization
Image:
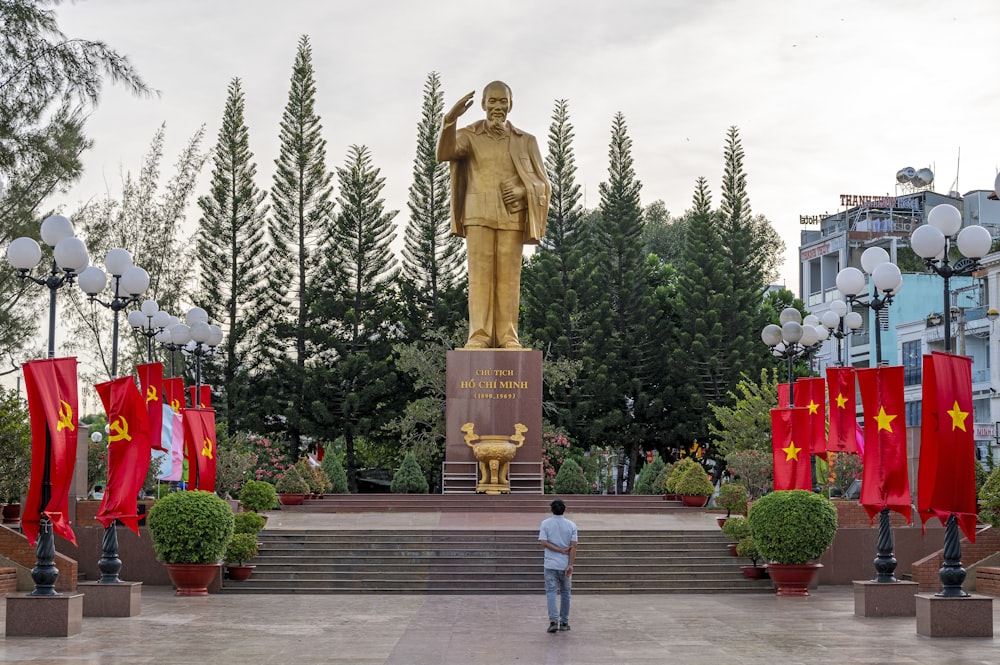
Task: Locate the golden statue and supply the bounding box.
[437,81,551,349]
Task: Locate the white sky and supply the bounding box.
[51,0,1000,292]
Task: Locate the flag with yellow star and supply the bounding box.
[918,351,977,542]
[770,407,811,491]
[826,367,859,453]
[793,377,827,459]
[21,357,79,547]
[138,362,166,451]
[96,375,152,536]
[857,366,911,523]
[183,407,218,492]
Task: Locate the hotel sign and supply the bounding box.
[839,194,920,210]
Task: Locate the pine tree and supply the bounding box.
[306,145,401,491]
[194,78,271,429]
[390,450,429,494]
[400,72,465,339]
[266,35,335,451]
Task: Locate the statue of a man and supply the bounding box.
[437,81,550,349]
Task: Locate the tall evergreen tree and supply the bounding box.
[265,35,335,450]
[579,112,654,491]
[307,145,401,491]
[194,77,271,429]
[717,126,784,387]
[400,71,465,339]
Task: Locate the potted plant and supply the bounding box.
[714,482,748,528]
[674,463,715,507]
[0,387,31,525]
[224,533,260,581]
[147,490,235,596]
[747,489,838,596]
[275,467,310,505]
[736,536,766,579]
[238,479,278,514]
[721,515,750,556]
[663,457,700,499]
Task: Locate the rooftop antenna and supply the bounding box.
[948,147,960,196]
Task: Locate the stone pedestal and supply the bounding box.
[444,350,543,493]
[5,593,84,637]
[853,580,918,617]
[915,593,993,637]
[79,580,142,616]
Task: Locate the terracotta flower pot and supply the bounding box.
[226,564,256,581]
[716,516,728,529]
[165,563,221,597]
[278,493,305,506]
[741,565,765,579]
[727,543,739,556]
[765,563,822,596]
[681,494,709,508]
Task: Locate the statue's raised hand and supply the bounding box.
[445,91,475,124]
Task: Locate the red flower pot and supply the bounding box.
[278,493,305,506]
[226,564,256,581]
[741,565,765,579]
[165,563,221,597]
[766,563,822,596]
[680,494,709,508]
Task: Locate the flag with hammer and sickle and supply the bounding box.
[182,407,217,493]
[21,357,79,547]
[137,363,166,451]
[95,376,151,535]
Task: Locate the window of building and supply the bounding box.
[905,399,922,427]
[902,340,922,386]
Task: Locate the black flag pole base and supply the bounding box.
[872,507,899,583]
[97,523,123,584]
[936,514,970,598]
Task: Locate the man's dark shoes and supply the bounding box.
[547,621,559,633]
[559,622,571,631]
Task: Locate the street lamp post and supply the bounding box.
[820,299,864,367]
[77,248,149,585]
[835,247,903,583]
[5,214,90,596]
[909,202,992,597]
[127,299,172,363]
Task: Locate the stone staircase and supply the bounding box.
[278,493,687,513]
[221,528,772,595]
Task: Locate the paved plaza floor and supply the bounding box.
[2,510,999,664]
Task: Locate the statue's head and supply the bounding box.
[482,81,512,130]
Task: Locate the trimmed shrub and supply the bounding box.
[634,453,666,495]
[747,490,838,564]
[722,515,751,541]
[664,458,700,494]
[225,533,259,565]
[147,490,235,564]
[979,466,1000,528]
[295,459,331,494]
[553,458,590,494]
[321,452,350,493]
[233,511,265,535]
[238,480,277,512]
[275,467,310,494]
[391,451,429,494]
[716,482,748,517]
[674,463,715,496]
[736,535,762,567]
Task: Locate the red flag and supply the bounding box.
[95,376,152,535]
[137,363,165,451]
[857,366,911,523]
[794,376,827,459]
[188,384,211,409]
[826,367,858,453]
[21,358,79,547]
[163,377,186,413]
[777,382,791,408]
[183,408,217,492]
[918,352,978,542]
[771,407,811,491]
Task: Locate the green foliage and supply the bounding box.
[274,467,310,494]
[725,449,773,500]
[147,491,235,564]
[976,461,989,498]
[214,441,256,501]
[708,368,779,459]
[225,533,259,565]
[390,451,429,494]
[654,463,674,495]
[238,480,277,512]
[233,511,265,535]
[664,458,700,494]
[716,482,748,517]
[978,466,1000,528]
[674,463,714,496]
[633,453,666,495]
[736,535,761,567]
[321,452,349,494]
[295,458,330,494]
[722,515,750,540]
[828,452,863,497]
[553,458,590,494]
[747,490,838,564]
[0,387,30,502]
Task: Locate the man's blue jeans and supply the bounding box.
[544,568,571,623]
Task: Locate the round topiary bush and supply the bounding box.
[147,490,235,564]
[238,480,277,512]
[747,490,838,564]
[225,533,260,565]
[275,467,310,494]
[722,515,751,541]
[664,458,700,494]
[553,458,590,494]
[390,451,429,494]
[233,511,265,535]
[674,463,715,497]
[736,535,761,567]
[716,482,748,517]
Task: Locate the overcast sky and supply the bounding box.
[51,0,1000,291]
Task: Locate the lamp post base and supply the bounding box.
[916,593,993,637]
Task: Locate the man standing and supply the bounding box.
[437,81,550,349]
[539,498,577,633]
